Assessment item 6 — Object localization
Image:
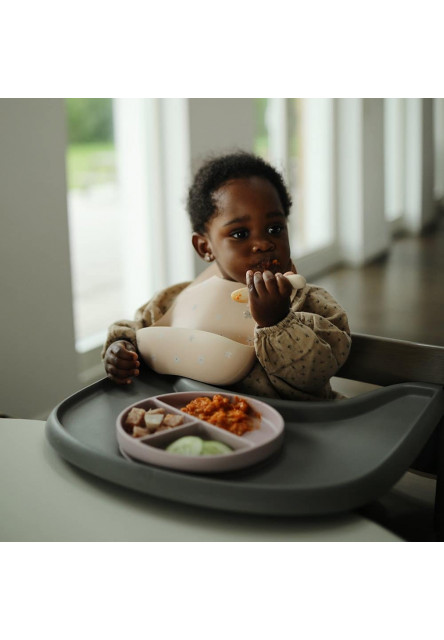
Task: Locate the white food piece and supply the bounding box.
[132,426,149,438]
[231,273,306,303]
[144,412,165,429]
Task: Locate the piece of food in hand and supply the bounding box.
[231,290,246,302]
[231,273,306,303]
[125,407,147,429]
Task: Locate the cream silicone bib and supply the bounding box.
[136,276,257,385]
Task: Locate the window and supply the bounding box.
[66,98,124,352]
[288,98,334,256]
[254,98,336,262]
[66,99,194,366]
[384,98,406,224]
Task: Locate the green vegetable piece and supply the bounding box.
[201,440,233,456]
[166,436,203,456]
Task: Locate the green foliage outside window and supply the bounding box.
[66,98,114,144]
[65,99,116,190]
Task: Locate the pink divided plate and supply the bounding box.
[116,391,284,473]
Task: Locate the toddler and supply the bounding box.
[102,152,351,401]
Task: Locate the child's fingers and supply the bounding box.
[106,362,139,384]
[246,270,256,295]
[253,270,285,299]
[105,342,140,385]
[106,343,139,378]
[111,341,138,361]
[250,271,267,298]
[123,342,139,356]
[108,353,140,371]
[262,270,280,296]
[276,273,293,297]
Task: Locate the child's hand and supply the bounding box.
[247,270,294,328]
[104,340,140,385]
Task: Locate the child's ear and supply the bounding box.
[192,232,213,260]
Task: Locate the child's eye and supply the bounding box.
[267,224,284,235]
[231,229,249,240]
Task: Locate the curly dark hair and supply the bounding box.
[187,151,292,233]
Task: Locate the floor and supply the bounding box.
[314,215,444,347]
[314,216,444,540]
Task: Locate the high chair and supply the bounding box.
[46,332,444,541]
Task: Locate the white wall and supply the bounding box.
[336,98,390,265]
[0,99,79,418]
[434,98,444,201]
[336,98,364,264]
[362,98,389,262]
[188,98,255,170]
[187,98,255,274]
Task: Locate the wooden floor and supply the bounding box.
[314,214,444,347]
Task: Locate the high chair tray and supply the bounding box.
[45,370,444,516]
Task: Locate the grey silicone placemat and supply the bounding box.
[45,369,444,515]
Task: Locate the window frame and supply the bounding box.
[263,98,341,278]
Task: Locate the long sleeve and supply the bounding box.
[250,285,351,399]
[101,282,190,359]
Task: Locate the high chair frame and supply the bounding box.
[336,332,444,540]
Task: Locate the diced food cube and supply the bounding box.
[122,405,184,438]
[132,426,148,438]
[163,414,184,427]
[144,412,165,431]
[146,407,165,415]
[125,407,146,429]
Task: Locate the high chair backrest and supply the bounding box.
[337,333,444,387]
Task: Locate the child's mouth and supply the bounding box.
[252,258,280,272]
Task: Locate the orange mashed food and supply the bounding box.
[181,394,260,436]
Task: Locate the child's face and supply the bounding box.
[193,177,292,284]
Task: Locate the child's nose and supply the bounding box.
[251,238,275,252]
